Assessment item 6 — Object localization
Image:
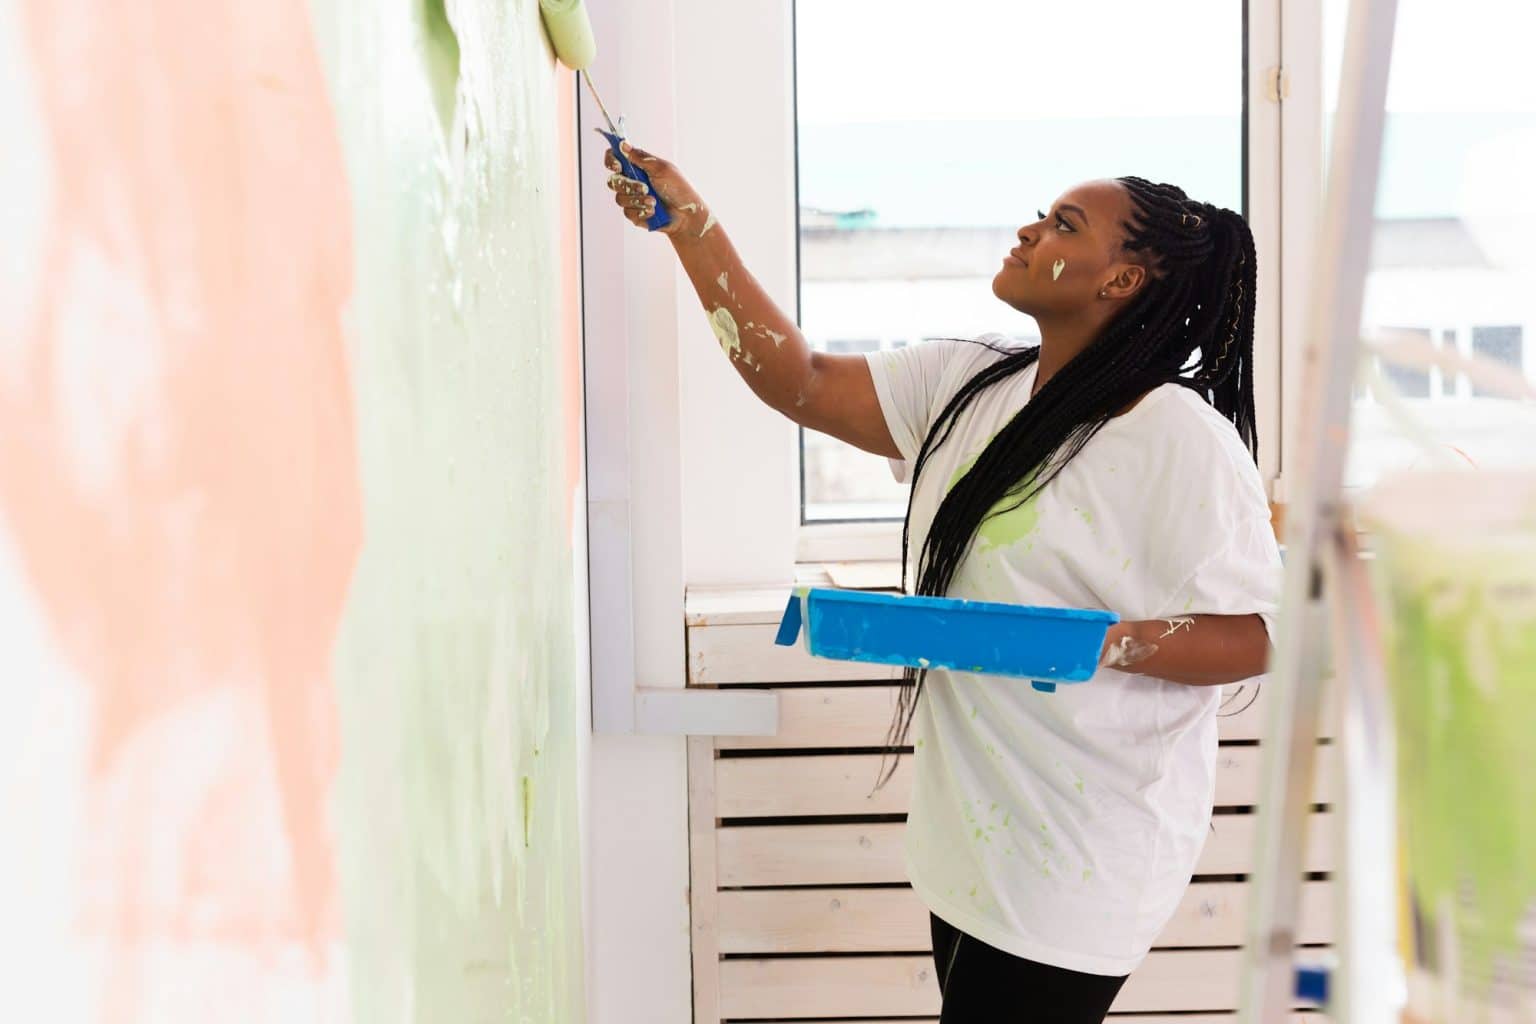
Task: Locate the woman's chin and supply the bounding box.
[991,273,1030,311]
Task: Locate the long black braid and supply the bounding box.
[876,176,1258,787]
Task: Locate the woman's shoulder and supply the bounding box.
[1115,383,1266,497]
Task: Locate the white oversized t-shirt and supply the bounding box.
[865,334,1282,977]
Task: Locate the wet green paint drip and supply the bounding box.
[1378,529,1536,1002]
[522,775,532,849]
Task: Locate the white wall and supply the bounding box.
[582,0,691,1020]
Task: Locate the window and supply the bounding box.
[1376,327,1433,399]
[1329,0,1536,487]
[1471,325,1525,397]
[793,0,1251,523]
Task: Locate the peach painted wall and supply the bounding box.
[0,0,586,1019]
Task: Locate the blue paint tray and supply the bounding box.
[775,587,1117,693]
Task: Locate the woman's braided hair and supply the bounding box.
[876,176,1258,787]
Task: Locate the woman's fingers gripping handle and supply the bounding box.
[599,138,705,236]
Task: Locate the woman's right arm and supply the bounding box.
[604,142,901,460]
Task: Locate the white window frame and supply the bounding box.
[664,0,1314,581]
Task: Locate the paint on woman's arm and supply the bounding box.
[708,306,741,358]
[700,210,718,237]
[716,271,729,293]
[1159,616,1194,638]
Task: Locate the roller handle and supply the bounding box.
[598,129,673,232]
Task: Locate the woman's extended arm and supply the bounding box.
[1100,614,1270,686]
[603,142,900,459]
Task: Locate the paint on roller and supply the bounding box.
[709,306,741,358]
[538,0,597,70]
[1052,257,1066,281]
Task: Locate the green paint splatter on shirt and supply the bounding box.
[947,443,1042,550]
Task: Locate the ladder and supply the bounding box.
[1239,0,1404,1020]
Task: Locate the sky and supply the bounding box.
[796,0,1536,127]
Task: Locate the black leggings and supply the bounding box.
[929,913,1128,1023]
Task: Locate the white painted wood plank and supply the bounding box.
[715,754,911,817]
[713,747,1335,819]
[713,685,902,750]
[715,813,1333,887]
[717,822,907,888]
[689,623,902,685]
[713,683,1295,750]
[686,738,721,1024]
[685,586,793,627]
[718,954,939,1019]
[715,881,1333,954]
[1214,743,1336,805]
[717,949,1307,1018]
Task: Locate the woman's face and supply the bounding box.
[991,179,1144,316]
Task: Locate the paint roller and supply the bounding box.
[539,0,673,231]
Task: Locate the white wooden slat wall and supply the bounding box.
[685,591,1333,1023]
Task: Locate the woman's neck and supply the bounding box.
[1030,310,1149,415]
[1029,316,1101,397]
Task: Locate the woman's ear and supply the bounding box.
[1104,264,1146,300]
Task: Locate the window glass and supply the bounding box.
[1328,0,1536,486]
[795,0,1248,522]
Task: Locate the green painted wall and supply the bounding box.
[312,1,585,1020]
[1379,527,1536,1011]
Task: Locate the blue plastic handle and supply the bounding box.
[598,129,673,232]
